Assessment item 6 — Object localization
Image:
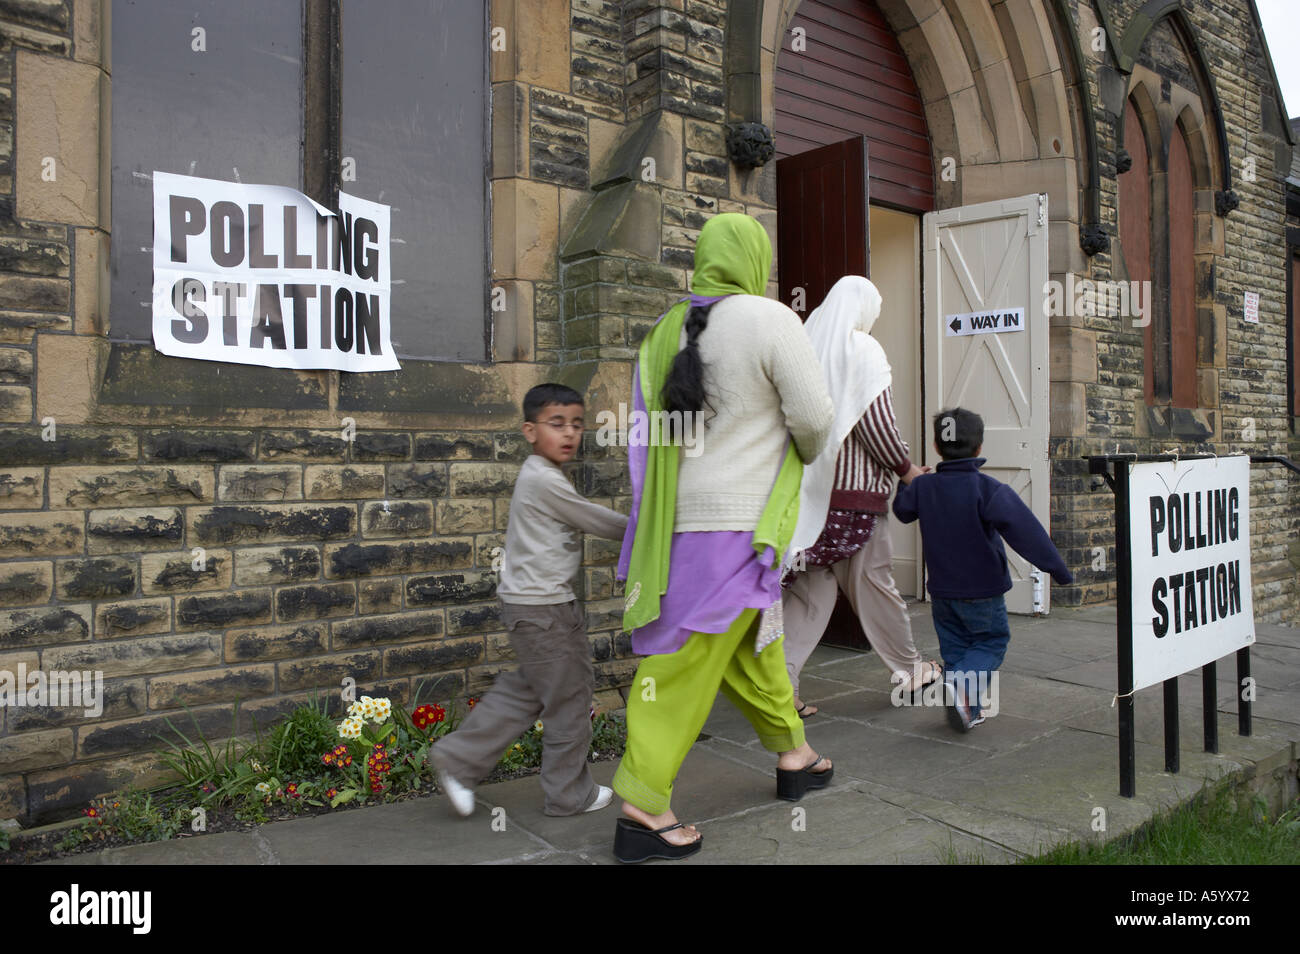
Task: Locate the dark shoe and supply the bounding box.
[613,817,702,863]
[775,755,833,801]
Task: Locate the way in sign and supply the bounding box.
[945,307,1025,337]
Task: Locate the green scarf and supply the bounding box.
[622,213,804,633]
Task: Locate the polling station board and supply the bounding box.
[152,171,398,371]
[1128,456,1254,691]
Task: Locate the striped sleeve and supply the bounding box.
[852,388,911,478]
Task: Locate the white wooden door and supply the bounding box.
[922,194,1051,614]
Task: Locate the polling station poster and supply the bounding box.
[151,171,399,371]
[1128,455,1254,691]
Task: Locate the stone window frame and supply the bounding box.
[76,0,517,425]
[1118,63,1224,435]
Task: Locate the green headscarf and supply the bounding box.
[621,213,804,633]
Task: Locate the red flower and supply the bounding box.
[326,787,338,799]
[286,783,300,798]
[467,697,478,709]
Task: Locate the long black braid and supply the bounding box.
[660,303,715,431]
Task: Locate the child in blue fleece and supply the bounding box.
[893,407,1073,731]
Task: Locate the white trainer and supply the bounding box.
[582,785,614,813]
[438,769,476,817]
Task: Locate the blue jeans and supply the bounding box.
[930,595,1010,718]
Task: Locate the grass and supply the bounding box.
[1024,781,1300,865]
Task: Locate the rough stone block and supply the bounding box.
[0,560,52,605]
[140,548,233,593]
[277,651,382,691]
[47,465,213,508]
[436,498,494,533]
[54,555,136,599]
[233,545,321,586]
[361,500,433,538]
[140,429,257,462]
[350,431,411,461]
[189,504,356,546]
[259,429,348,461]
[358,577,402,615]
[0,604,91,649]
[447,601,503,635]
[383,637,485,676]
[331,610,446,650]
[44,632,222,679]
[449,462,521,496]
[218,465,303,502]
[275,581,357,621]
[0,510,83,558]
[94,597,171,639]
[0,728,74,773]
[386,462,448,499]
[224,622,328,663]
[406,571,497,606]
[414,432,494,461]
[0,468,43,509]
[5,677,148,732]
[304,464,385,500]
[175,590,273,631]
[147,665,276,709]
[325,538,473,578]
[86,507,183,554]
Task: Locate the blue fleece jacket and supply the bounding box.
[892,457,1073,599]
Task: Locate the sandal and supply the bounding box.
[898,660,943,698]
[776,754,834,801]
[795,700,818,719]
[613,817,703,863]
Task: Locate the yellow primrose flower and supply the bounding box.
[338,716,364,739]
[534,720,544,734]
[371,698,392,723]
[255,782,271,795]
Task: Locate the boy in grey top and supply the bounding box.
[430,384,628,816]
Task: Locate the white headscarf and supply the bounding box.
[785,276,893,568]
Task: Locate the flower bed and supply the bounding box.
[0,693,626,865]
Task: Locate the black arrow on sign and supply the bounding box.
[948,316,962,334]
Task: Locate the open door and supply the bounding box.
[923,194,1051,614]
[777,135,873,651]
[777,136,869,315]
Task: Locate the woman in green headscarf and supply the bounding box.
[611,213,837,862]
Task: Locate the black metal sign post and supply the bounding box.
[1087,453,1272,797]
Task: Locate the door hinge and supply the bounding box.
[1031,568,1045,614]
[1037,193,1048,228]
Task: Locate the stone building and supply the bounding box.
[0,0,1295,825]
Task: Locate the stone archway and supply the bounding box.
[731,0,1095,273]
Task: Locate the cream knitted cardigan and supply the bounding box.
[672,294,834,532]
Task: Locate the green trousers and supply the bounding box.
[612,607,806,814]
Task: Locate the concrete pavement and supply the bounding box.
[44,604,1299,865]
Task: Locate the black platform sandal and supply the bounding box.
[775,755,834,801]
[613,817,703,863]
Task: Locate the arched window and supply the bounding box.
[1120,99,1202,410]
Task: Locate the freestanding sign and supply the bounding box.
[1128,456,1255,691]
[1087,453,1257,798]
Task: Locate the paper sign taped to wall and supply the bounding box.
[151,171,399,371]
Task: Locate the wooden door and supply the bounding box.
[923,194,1051,614]
[776,136,869,316]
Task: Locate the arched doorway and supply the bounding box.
[774,0,935,607]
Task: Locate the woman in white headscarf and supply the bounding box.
[781,276,940,717]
